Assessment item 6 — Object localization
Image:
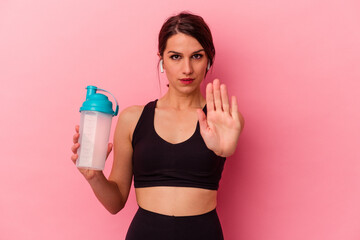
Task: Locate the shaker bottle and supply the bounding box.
[76,85,119,170]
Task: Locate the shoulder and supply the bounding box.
[120,105,145,118]
[114,100,157,141]
[116,105,145,129]
[114,105,145,140]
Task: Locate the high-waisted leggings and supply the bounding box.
[125,206,224,240]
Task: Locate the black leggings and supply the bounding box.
[125,206,224,240]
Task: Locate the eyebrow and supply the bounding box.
[167,49,205,54]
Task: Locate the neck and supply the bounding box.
[159,88,205,110]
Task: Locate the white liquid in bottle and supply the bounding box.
[77,86,118,170]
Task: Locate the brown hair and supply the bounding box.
[158,11,216,72]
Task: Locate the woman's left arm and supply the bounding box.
[197,79,244,157]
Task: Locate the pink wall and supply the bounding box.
[1,0,359,239]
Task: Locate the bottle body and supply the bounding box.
[77,110,112,170]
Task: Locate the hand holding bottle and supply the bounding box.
[71,125,113,181]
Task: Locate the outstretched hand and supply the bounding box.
[197,79,242,157]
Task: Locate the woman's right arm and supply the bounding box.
[71,106,143,214]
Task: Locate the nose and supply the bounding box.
[182,58,193,75]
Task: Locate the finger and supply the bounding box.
[71,143,80,153]
[231,96,240,120]
[73,133,79,144]
[75,125,79,133]
[213,79,222,111]
[197,109,209,134]
[206,82,214,112]
[71,154,78,163]
[220,84,230,114]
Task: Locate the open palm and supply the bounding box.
[197,79,242,157]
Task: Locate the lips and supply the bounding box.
[180,78,194,84]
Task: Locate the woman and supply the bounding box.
[71,11,244,239]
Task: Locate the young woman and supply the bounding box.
[71,11,244,240]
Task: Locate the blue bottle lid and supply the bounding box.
[79,86,119,116]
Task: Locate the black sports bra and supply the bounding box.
[131,100,226,190]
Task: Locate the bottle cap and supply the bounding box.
[79,86,119,116]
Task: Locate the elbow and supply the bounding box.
[109,209,120,215]
[108,205,123,215]
[107,202,126,215]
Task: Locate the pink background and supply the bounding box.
[1,0,359,239]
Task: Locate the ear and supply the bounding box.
[158,53,164,73]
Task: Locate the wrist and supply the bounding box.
[85,170,105,184]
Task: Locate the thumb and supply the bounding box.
[197,109,208,134]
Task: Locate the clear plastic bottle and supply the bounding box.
[76,86,118,170]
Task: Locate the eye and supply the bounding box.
[192,54,203,59]
[170,55,181,60]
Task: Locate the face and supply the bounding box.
[160,33,208,94]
